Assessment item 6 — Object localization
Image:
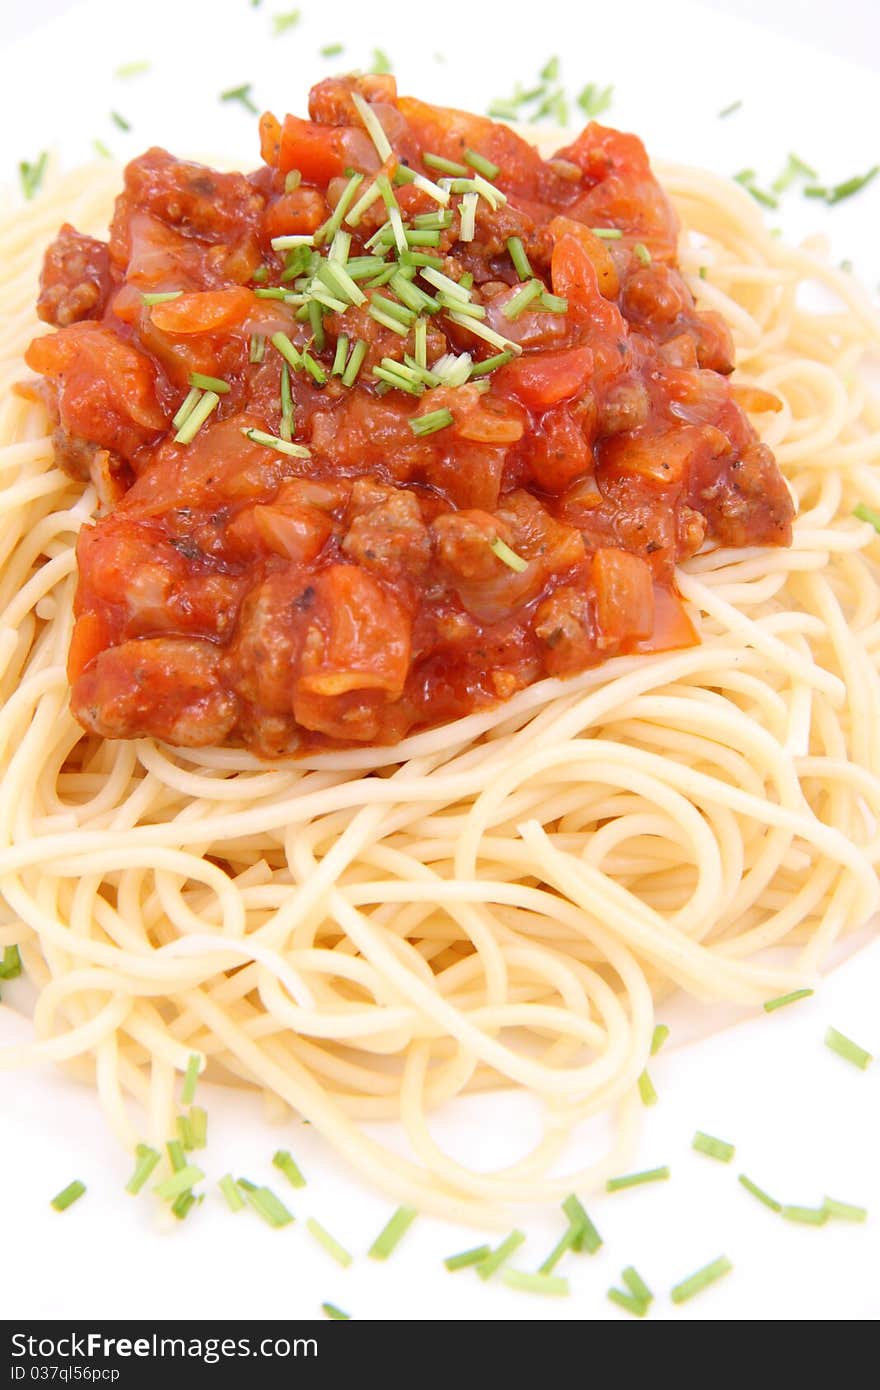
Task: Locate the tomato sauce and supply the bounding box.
[26,75,793,755]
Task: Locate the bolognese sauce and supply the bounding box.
[25,75,794,754]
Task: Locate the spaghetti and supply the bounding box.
[1,151,879,1223]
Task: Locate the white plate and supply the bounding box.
[1,0,879,1323]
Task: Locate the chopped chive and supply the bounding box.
[633,242,651,265]
[307,299,326,351]
[718,99,743,118]
[239,1183,294,1228]
[420,266,470,301]
[733,171,779,209]
[241,427,310,458]
[301,349,327,386]
[174,390,219,444]
[670,1255,732,1305]
[171,1190,199,1221]
[19,151,49,201]
[272,9,300,34]
[279,362,293,441]
[272,1149,306,1190]
[459,272,474,290]
[368,305,410,336]
[699,266,708,279]
[373,366,424,396]
[437,294,484,319]
[489,536,528,572]
[502,280,543,320]
[413,318,427,370]
[413,209,453,230]
[110,110,131,132]
[0,945,22,979]
[577,82,614,118]
[350,91,392,162]
[189,1106,207,1150]
[368,1206,417,1260]
[142,289,183,305]
[447,311,521,354]
[344,255,389,280]
[538,1225,579,1275]
[176,1114,195,1150]
[219,1174,245,1212]
[589,226,623,239]
[220,83,258,114]
[538,291,568,314]
[400,251,444,270]
[606,1166,670,1192]
[93,140,112,160]
[823,1195,868,1223]
[561,1195,602,1253]
[824,1026,873,1070]
[458,191,479,243]
[332,334,350,375]
[501,1269,569,1296]
[476,1229,526,1281]
[341,339,368,387]
[692,1131,735,1163]
[803,185,829,199]
[166,1139,187,1173]
[188,372,230,394]
[322,1303,350,1320]
[423,152,469,177]
[650,1023,669,1055]
[763,988,814,1013]
[444,1244,492,1271]
[638,1069,657,1106]
[464,147,500,180]
[772,152,819,194]
[622,1266,653,1303]
[125,1145,161,1196]
[826,166,878,205]
[51,1181,86,1212]
[370,47,392,75]
[738,1173,782,1213]
[410,407,454,437]
[271,330,302,370]
[253,286,288,300]
[504,236,532,285]
[316,174,364,246]
[284,169,302,192]
[249,333,266,363]
[320,42,344,56]
[115,60,150,78]
[607,1287,648,1317]
[782,1205,828,1226]
[306,1217,353,1267]
[469,350,513,378]
[153,1164,204,1202]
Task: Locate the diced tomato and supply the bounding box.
[592,548,655,643]
[149,288,253,335]
[494,346,594,410]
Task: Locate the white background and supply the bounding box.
[0,0,879,1324]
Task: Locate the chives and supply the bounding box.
[476,1229,526,1281]
[241,1184,295,1228]
[280,362,293,441]
[344,256,389,280]
[413,318,427,370]
[306,1217,353,1267]
[189,372,230,394]
[623,1267,653,1304]
[320,262,366,305]
[772,152,818,194]
[539,292,568,313]
[332,334,350,375]
[270,233,314,250]
[782,1205,828,1226]
[370,47,392,75]
[738,1173,782,1213]
[413,210,452,230]
[368,306,410,336]
[241,427,310,458]
[444,1244,492,1271]
[220,84,258,115]
[692,1131,735,1163]
[189,1106,207,1150]
[249,334,266,363]
[93,140,112,160]
[826,166,878,205]
[718,99,743,118]
[507,236,533,281]
[854,503,880,531]
[167,1139,187,1173]
[181,1053,201,1105]
[634,242,651,265]
[489,537,528,573]
[370,293,415,325]
[420,266,469,301]
[459,191,479,243]
[637,1069,657,1106]
[446,312,521,354]
[115,60,150,77]
[18,151,47,199]
[590,226,623,239]
[254,286,288,300]
[51,1181,86,1212]
[322,1303,350,1320]
[824,1026,873,1070]
[307,298,325,350]
[341,339,368,387]
[763,988,814,1013]
[219,1175,245,1212]
[368,1206,418,1260]
[606,1166,670,1192]
[562,1195,602,1254]
[111,111,131,132]
[577,82,613,118]
[410,407,454,437]
[400,250,444,269]
[607,1288,648,1317]
[351,91,392,162]
[126,1145,161,1196]
[272,1150,306,1190]
[423,152,469,176]
[252,266,269,282]
[0,945,22,978]
[501,1269,569,1297]
[469,350,513,378]
[176,1114,195,1150]
[172,1191,198,1221]
[317,172,364,244]
[172,388,201,431]
[142,290,182,305]
[174,390,220,444]
[464,147,500,180]
[538,1226,578,1275]
[670,1256,732,1305]
[271,331,302,370]
[823,1195,868,1223]
[272,9,301,34]
[651,1023,669,1055]
[301,350,327,386]
[320,42,344,56]
[153,1164,204,1202]
[373,366,424,396]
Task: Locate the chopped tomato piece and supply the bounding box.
[149,288,253,334]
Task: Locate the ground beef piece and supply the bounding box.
[37,225,112,326]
